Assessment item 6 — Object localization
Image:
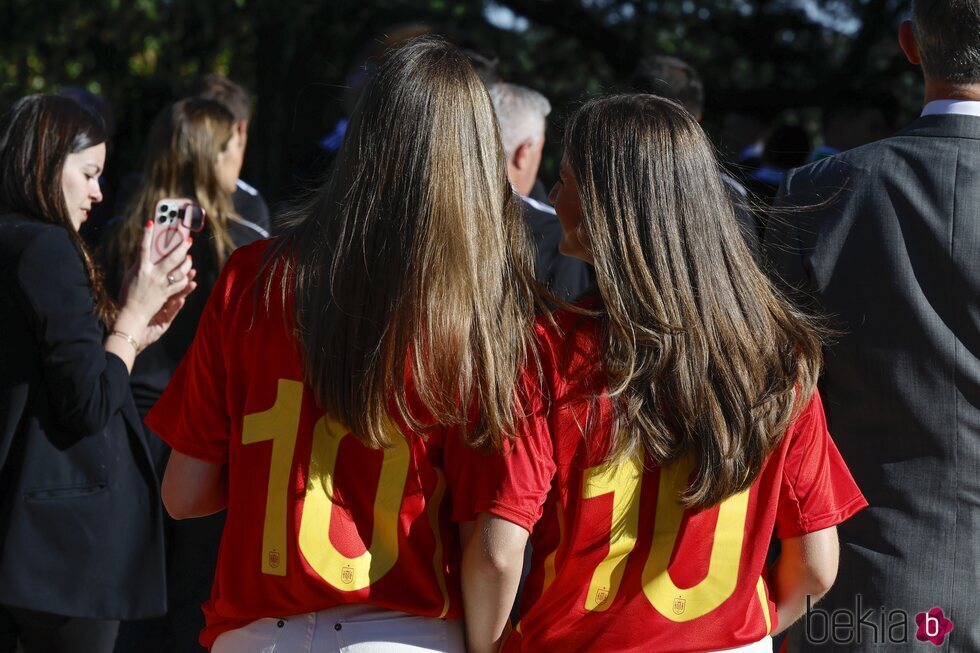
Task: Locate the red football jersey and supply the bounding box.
[147,241,471,647]
[466,306,867,653]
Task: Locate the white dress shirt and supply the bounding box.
[921,99,980,117]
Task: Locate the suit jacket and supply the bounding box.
[232,179,272,238]
[0,213,166,619]
[521,196,594,302]
[765,114,980,652]
[721,171,764,262]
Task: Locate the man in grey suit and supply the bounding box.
[488,82,593,302]
[765,2,979,650]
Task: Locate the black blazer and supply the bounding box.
[0,213,166,619]
[765,114,980,652]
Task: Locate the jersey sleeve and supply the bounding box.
[775,390,868,538]
[442,425,481,524]
[144,258,236,464]
[448,353,557,533]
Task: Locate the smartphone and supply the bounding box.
[151,198,206,264]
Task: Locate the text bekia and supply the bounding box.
[804,594,908,645]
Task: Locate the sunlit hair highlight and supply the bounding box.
[564,94,823,508]
[266,36,541,451]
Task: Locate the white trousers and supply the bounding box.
[211,604,465,653]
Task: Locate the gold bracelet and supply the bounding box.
[109,330,140,354]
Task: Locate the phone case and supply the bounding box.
[150,198,195,264]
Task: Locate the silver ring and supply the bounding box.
[166,273,177,286]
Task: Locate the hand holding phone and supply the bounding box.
[151,198,206,264]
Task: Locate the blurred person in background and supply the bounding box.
[747,123,811,203]
[631,54,763,256]
[0,94,194,653]
[189,74,271,238]
[489,82,592,301]
[306,24,434,184]
[810,92,898,161]
[722,110,769,174]
[630,54,705,120]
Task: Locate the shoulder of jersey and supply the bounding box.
[228,237,273,271]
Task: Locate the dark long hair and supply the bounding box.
[565,94,823,508]
[0,94,114,324]
[266,37,541,451]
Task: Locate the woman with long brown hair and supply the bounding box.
[461,94,867,653]
[146,37,540,652]
[0,95,194,653]
[102,98,262,432]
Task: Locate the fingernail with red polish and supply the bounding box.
[145,220,153,228]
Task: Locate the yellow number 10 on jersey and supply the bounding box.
[582,453,751,622]
[242,379,409,590]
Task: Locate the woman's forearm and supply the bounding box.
[769,528,840,635]
[104,308,147,372]
[770,551,819,634]
[162,450,228,519]
[461,514,528,653]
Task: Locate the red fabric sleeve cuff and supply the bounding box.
[777,493,868,539]
[473,500,538,534]
[144,412,228,465]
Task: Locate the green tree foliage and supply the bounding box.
[489,0,918,176]
[0,0,918,202]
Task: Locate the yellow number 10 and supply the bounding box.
[241,379,409,590]
[582,454,751,622]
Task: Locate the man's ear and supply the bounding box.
[513,139,534,171]
[235,119,249,142]
[898,20,921,66]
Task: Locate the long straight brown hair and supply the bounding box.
[0,94,115,324]
[266,36,541,451]
[565,94,823,508]
[105,99,236,273]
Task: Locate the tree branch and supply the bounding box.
[493,0,642,74]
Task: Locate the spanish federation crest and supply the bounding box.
[595,587,609,605]
[268,549,280,569]
[673,596,686,615]
[341,565,355,585]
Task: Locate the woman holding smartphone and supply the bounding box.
[147,37,540,652]
[460,95,867,653]
[0,95,195,653]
